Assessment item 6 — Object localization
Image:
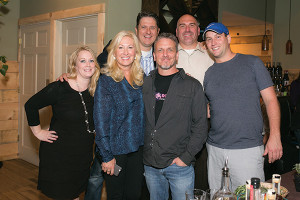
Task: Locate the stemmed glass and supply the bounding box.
[186,189,206,200]
[206,189,218,200]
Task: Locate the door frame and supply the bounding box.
[18,4,105,165]
[18,22,51,166]
[18,4,105,81]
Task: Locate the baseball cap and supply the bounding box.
[203,22,229,40]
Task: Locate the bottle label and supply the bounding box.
[250,185,254,200]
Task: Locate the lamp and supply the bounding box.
[0,0,8,6]
[286,0,292,54]
[262,0,269,51]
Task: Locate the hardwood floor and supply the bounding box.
[0,159,89,200]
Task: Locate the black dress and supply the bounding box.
[25,81,95,199]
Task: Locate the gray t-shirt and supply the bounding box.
[204,53,273,149]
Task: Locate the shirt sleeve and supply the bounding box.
[97,40,111,68]
[251,56,273,91]
[94,75,114,162]
[24,82,59,126]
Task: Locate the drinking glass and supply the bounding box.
[206,189,218,200]
[186,189,206,200]
[272,174,281,195]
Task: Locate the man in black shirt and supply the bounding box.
[142,32,208,200]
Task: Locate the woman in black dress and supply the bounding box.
[25,46,100,200]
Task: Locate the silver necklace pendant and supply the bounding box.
[76,80,95,134]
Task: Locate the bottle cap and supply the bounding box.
[222,157,229,176]
[251,177,260,189]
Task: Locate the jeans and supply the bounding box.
[144,164,194,200]
[84,153,104,200]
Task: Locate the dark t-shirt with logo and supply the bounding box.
[154,70,178,124]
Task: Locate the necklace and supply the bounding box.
[76,80,95,134]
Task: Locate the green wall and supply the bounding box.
[105,0,141,43]
[0,0,141,61]
[218,0,275,24]
[20,0,141,45]
[273,0,300,69]
[219,0,299,69]
[20,0,106,18]
[0,0,20,61]
[1,0,299,69]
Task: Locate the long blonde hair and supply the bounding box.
[68,46,100,96]
[101,31,143,87]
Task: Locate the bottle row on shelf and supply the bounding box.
[265,62,289,96]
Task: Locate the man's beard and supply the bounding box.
[158,65,173,70]
[158,60,177,71]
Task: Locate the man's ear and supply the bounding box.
[153,52,156,61]
[227,34,231,44]
[135,27,138,35]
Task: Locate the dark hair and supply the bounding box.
[136,11,159,28]
[154,32,178,52]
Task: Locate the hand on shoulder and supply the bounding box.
[56,73,70,82]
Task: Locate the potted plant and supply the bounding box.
[0,0,9,76]
[0,56,8,76]
[293,163,300,192]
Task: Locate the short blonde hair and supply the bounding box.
[101,31,143,87]
[68,46,100,96]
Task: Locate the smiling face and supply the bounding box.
[153,38,179,71]
[135,17,159,51]
[75,50,96,79]
[176,14,200,49]
[114,36,136,70]
[205,31,231,62]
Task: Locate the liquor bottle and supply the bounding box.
[250,178,260,200]
[281,85,287,96]
[276,62,282,78]
[267,62,272,79]
[213,159,237,200]
[272,62,276,78]
[273,74,278,86]
[283,70,289,86]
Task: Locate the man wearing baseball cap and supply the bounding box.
[203,22,283,190]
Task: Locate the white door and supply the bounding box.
[18,22,51,166]
[60,15,98,74]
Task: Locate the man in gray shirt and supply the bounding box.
[203,22,283,191]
